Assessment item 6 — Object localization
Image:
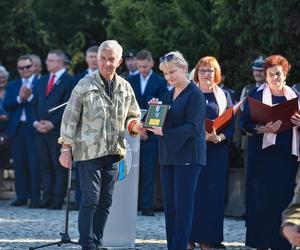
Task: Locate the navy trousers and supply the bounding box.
[139,139,159,210]
[11,122,40,201]
[161,164,202,250]
[74,163,81,206]
[77,156,118,250]
[36,133,67,203]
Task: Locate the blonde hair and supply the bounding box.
[159,51,188,71]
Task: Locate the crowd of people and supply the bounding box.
[1,40,300,250]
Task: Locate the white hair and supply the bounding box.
[98,40,123,59]
[0,65,9,79]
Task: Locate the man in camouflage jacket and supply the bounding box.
[58,40,144,250]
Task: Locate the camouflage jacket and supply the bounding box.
[58,71,140,161]
[282,166,300,227]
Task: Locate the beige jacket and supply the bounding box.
[58,71,140,161]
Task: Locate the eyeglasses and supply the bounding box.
[198,69,214,75]
[18,64,32,70]
[159,54,175,63]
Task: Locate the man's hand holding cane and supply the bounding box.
[59,145,72,169]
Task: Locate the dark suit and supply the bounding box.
[128,72,167,211]
[3,77,40,202]
[159,82,206,250]
[33,70,73,205]
[72,69,90,207]
[73,70,88,86]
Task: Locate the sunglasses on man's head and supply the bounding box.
[159,54,175,63]
[18,64,32,70]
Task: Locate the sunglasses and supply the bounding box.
[159,54,175,63]
[18,64,32,70]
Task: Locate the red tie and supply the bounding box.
[46,74,56,96]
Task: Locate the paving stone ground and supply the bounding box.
[0,199,252,250]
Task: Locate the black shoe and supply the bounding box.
[141,208,155,216]
[11,199,27,206]
[28,200,41,208]
[211,243,226,249]
[95,243,107,250]
[37,198,52,208]
[49,201,63,210]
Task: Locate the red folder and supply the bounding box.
[205,97,245,134]
[247,96,299,133]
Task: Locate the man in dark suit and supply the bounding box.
[74,45,98,85]
[33,49,74,209]
[127,49,167,216]
[3,55,41,208]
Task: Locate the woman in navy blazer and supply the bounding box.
[148,51,206,250]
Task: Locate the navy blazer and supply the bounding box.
[127,72,168,109]
[32,71,74,136]
[3,77,39,136]
[159,82,206,166]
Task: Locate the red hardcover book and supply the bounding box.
[205,97,245,134]
[247,96,299,133]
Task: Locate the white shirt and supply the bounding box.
[140,71,152,95]
[52,68,66,85]
[18,74,35,121]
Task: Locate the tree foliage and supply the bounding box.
[104,0,300,90]
[1,0,300,89]
[103,0,218,68]
[0,0,107,77]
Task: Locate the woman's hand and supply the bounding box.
[147,126,163,136]
[148,98,160,105]
[282,224,300,246]
[255,120,282,134]
[291,113,300,127]
[205,130,223,144]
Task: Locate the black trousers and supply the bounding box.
[77,155,118,250]
[36,133,67,202]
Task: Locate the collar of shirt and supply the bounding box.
[100,73,116,85]
[129,69,139,76]
[22,74,35,88]
[100,73,116,99]
[52,68,66,84]
[256,82,264,87]
[140,70,152,83]
[88,68,97,75]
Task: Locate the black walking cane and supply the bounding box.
[29,165,79,249]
